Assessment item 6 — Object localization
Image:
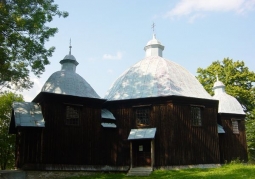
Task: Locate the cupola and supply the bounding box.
[60,42,79,72]
[213,79,245,114]
[144,34,164,57]
[41,42,100,99]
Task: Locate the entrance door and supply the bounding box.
[132,140,151,167]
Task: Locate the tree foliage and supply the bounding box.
[197,58,255,112]
[196,58,255,161]
[0,0,68,91]
[0,92,23,170]
[246,109,255,161]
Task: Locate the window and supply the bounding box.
[65,105,80,125]
[191,107,202,126]
[136,107,150,127]
[232,120,239,134]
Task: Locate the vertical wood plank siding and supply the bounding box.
[16,93,107,169]
[218,114,248,163]
[151,102,220,166]
[16,94,247,169]
[40,100,103,165]
[106,97,220,167]
[16,128,43,168]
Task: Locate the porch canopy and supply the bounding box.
[128,128,156,140]
[9,102,45,134]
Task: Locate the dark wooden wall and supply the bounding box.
[16,93,110,169]
[16,93,248,169]
[39,93,104,166]
[218,114,248,163]
[154,102,220,165]
[15,128,43,168]
[106,96,220,167]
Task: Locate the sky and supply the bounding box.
[21,0,255,101]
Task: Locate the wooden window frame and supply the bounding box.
[191,106,202,126]
[231,119,240,134]
[135,107,150,127]
[65,105,80,126]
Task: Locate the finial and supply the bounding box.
[69,38,72,55]
[216,74,219,81]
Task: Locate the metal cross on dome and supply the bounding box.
[69,38,72,55]
[152,22,155,33]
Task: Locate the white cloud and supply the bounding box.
[166,0,255,21]
[103,51,123,60]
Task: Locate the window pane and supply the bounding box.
[136,108,150,126]
[66,105,80,125]
[232,120,239,134]
[191,107,202,126]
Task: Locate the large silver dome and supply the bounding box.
[105,34,212,101]
[41,51,100,99]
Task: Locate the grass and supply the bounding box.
[65,164,255,179]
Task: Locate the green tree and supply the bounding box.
[0,0,68,91]
[246,109,255,161]
[196,58,255,161]
[0,92,23,170]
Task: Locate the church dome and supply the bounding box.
[146,34,162,46]
[41,46,100,99]
[213,80,245,114]
[105,35,212,101]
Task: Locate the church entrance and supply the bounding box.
[132,140,151,167]
[127,128,156,168]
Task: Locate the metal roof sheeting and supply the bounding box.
[41,71,100,99]
[12,102,45,127]
[101,109,115,120]
[105,56,212,101]
[128,128,156,140]
[41,53,100,99]
[213,80,245,115]
[213,93,245,114]
[101,123,116,128]
[218,124,225,134]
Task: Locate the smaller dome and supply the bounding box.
[213,80,245,115]
[41,71,100,98]
[146,34,162,46]
[41,45,100,99]
[213,80,225,88]
[62,54,77,61]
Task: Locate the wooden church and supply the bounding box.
[9,34,248,171]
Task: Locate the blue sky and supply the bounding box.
[22,0,255,101]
